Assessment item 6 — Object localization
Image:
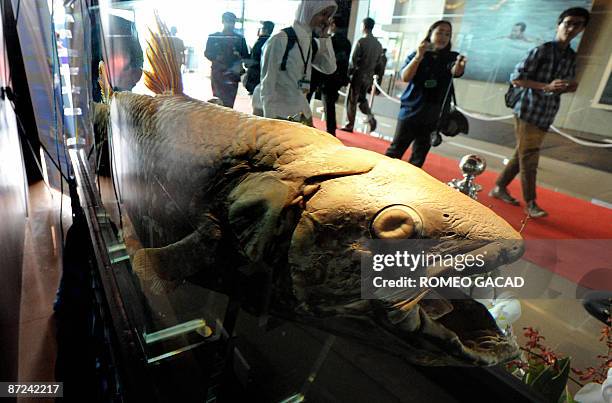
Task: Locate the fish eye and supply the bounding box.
[370,205,423,239]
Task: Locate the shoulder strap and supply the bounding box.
[435,74,457,132]
[280,27,297,71]
[448,54,459,106]
[312,37,318,60]
[281,27,318,71]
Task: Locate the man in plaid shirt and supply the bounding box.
[490,7,590,218]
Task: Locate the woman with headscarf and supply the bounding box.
[259,0,337,125]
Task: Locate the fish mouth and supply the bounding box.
[369,239,524,366]
[375,292,521,366]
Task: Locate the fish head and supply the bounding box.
[282,146,523,366]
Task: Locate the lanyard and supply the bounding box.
[295,36,311,76]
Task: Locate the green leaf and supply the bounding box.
[525,363,546,385]
[530,357,572,403]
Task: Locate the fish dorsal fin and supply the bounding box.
[98,61,113,103]
[143,12,183,95]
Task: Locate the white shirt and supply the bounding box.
[260,22,336,119]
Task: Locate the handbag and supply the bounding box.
[432,77,469,145]
[504,84,522,108]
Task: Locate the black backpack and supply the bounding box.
[280,27,318,71]
[244,65,260,93]
[504,84,523,108]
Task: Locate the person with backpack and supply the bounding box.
[244,21,275,95]
[259,0,337,125]
[489,7,589,218]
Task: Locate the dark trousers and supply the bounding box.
[345,77,373,129]
[322,87,340,136]
[385,118,434,167]
[496,116,547,202]
[211,69,239,108]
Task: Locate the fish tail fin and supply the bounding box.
[98,61,113,103]
[143,12,183,95]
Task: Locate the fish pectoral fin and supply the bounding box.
[132,219,221,283]
[228,173,294,262]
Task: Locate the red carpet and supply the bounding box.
[313,121,612,290]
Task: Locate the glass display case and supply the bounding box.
[52,1,610,402]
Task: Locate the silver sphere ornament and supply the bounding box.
[459,154,486,176]
[448,154,487,200]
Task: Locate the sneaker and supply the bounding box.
[339,126,353,133]
[489,186,520,206]
[525,201,548,218]
[369,116,377,132]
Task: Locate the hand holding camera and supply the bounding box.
[453,54,468,76]
[416,40,430,60]
[456,54,467,67]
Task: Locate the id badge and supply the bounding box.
[298,77,311,93]
[424,79,438,88]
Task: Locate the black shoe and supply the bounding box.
[340,126,353,132]
[583,292,612,325]
[489,186,520,206]
[369,116,377,132]
[525,201,548,218]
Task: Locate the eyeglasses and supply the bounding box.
[561,20,585,29]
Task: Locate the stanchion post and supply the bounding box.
[369,75,378,109]
[339,83,350,130]
[367,75,378,134]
